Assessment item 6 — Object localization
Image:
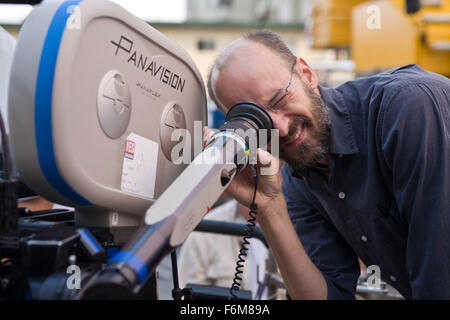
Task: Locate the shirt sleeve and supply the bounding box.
[281,165,360,299]
[380,83,450,299]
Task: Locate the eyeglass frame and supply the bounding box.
[266,61,297,113]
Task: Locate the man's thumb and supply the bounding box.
[257,148,279,176]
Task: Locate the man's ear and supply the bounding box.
[295,57,319,91]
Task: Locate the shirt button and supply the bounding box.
[390,275,397,282]
[338,192,346,199]
[361,235,368,242]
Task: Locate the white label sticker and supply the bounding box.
[120,133,159,199]
[111,212,119,226]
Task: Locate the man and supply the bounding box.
[205,29,450,299]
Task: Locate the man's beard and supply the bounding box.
[279,81,331,172]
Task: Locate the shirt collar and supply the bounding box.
[319,85,358,156]
[287,85,359,178]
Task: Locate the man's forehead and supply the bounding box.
[225,41,285,73]
[214,42,287,108]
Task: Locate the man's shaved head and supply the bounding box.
[208,30,297,112]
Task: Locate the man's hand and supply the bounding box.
[203,126,328,299]
[203,126,284,216]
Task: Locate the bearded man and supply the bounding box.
[205,30,450,299]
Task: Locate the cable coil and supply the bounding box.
[229,166,258,300]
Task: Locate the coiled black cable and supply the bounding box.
[229,165,258,300]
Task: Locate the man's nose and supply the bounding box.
[270,113,290,137]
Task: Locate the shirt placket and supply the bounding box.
[327,156,374,258]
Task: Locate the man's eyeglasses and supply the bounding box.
[267,61,296,112]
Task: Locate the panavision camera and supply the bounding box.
[1,0,274,300]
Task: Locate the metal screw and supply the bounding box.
[68,254,77,265]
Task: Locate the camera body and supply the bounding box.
[2,0,206,299]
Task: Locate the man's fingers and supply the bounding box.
[202,127,280,176]
[257,148,280,176]
[203,126,215,148]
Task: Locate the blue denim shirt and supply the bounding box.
[281,64,450,299]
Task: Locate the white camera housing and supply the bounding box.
[8,0,207,227]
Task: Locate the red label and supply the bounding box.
[125,139,135,159]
